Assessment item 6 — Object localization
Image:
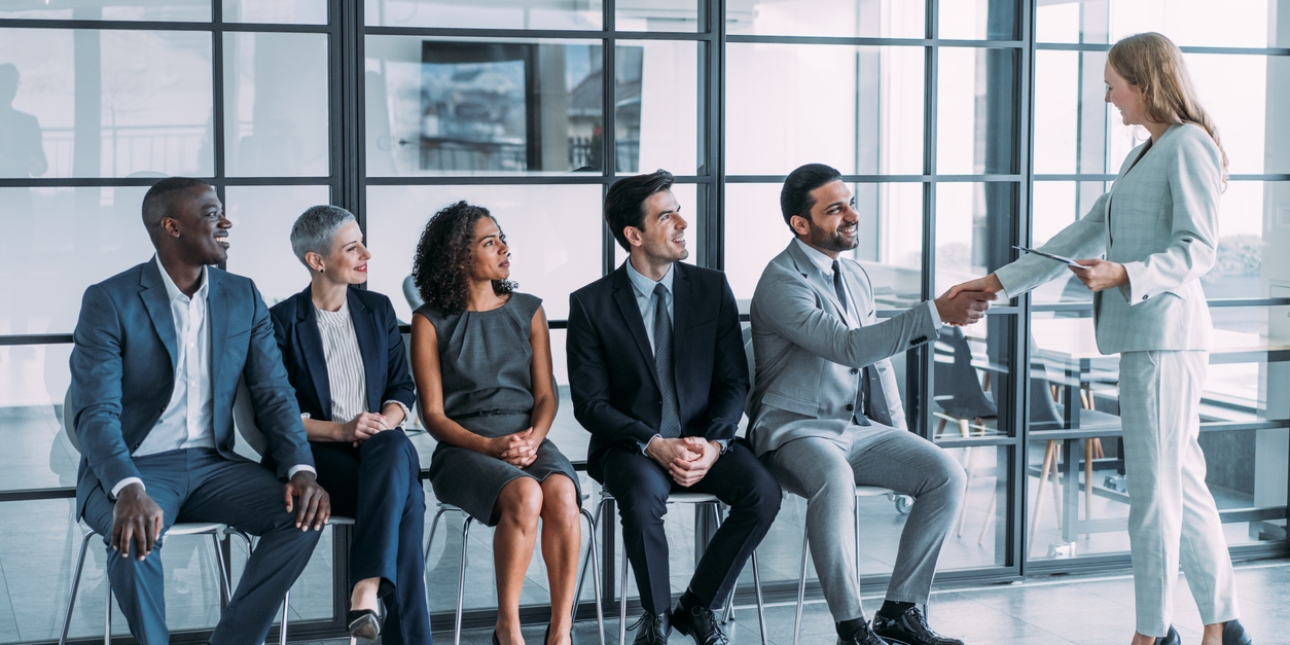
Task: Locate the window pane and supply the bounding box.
[1034,50,1112,176]
[934,182,1017,295]
[0,29,213,179]
[1037,0,1282,48]
[364,0,602,30]
[616,40,698,175]
[726,44,924,176]
[366,184,603,323]
[365,36,607,176]
[0,186,156,335]
[724,182,923,306]
[937,47,1017,175]
[617,0,699,32]
[1177,53,1278,176]
[938,0,1019,40]
[726,0,924,39]
[221,185,332,307]
[0,1,209,21]
[224,0,328,23]
[0,344,74,492]
[224,32,330,177]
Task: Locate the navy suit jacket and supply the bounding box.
[567,262,749,482]
[69,260,313,518]
[269,285,416,426]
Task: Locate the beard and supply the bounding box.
[808,220,859,254]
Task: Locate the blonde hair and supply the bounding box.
[1108,32,1228,181]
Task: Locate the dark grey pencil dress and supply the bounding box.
[416,292,580,526]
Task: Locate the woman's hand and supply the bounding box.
[494,428,539,468]
[340,412,392,446]
[1070,259,1129,292]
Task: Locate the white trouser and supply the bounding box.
[1119,350,1239,637]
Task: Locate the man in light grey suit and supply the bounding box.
[749,164,993,645]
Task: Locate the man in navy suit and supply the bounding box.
[568,170,781,645]
[69,177,330,644]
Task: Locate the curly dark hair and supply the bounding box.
[412,201,516,316]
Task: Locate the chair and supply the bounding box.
[425,499,605,645]
[792,485,899,645]
[403,275,424,311]
[931,327,998,536]
[58,388,269,645]
[575,491,767,645]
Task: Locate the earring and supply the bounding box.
[320,267,325,274]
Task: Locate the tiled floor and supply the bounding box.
[300,561,1290,645]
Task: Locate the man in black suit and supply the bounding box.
[568,170,782,645]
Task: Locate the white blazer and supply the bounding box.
[996,123,1221,354]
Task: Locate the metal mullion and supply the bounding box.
[912,0,937,437]
[0,334,74,346]
[701,0,725,270]
[722,174,1025,183]
[1038,41,1290,56]
[208,22,331,33]
[1039,173,1290,182]
[363,26,609,40]
[366,175,614,186]
[1016,0,1038,576]
[0,18,215,31]
[725,34,1024,48]
[212,0,225,192]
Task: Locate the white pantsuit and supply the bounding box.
[994,123,1239,637]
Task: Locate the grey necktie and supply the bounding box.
[833,261,869,423]
[652,283,682,438]
[831,260,849,315]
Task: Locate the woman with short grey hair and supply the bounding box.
[270,205,430,644]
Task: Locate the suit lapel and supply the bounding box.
[208,269,229,390]
[786,241,849,324]
[348,289,383,413]
[611,267,661,391]
[295,287,332,418]
[139,260,179,372]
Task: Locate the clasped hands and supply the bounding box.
[340,411,395,447]
[942,259,1129,318]
[646,436,721,487]
[490,427,541,468]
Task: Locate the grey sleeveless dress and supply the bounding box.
[416,292,580,526]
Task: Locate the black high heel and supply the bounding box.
[347,609,381,643]
[492,630,502,645]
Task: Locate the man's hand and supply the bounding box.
[112,483,164,560]
[340,412,391,447]
[498,428,539,468]
[283,471,330,531]
[645,436,701,471]
[933,288,995,326]
[666,437,721,487]
[1069,259,1128,292]
[945,274,1004,301]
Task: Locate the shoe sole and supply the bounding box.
[673,621,724,645]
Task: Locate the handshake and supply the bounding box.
[933,274,1005,327]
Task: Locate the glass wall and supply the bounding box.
[1,0,1288,642]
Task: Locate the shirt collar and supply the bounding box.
[624,258,674,299]
[793,237,839,279]
[154,254,209,304]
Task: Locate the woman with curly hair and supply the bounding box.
[410,201,582,645]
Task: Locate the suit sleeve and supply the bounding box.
[69,284,142,494]
[995,191,1111,299]
[380,297,417,411]
[243,283,314,478]
[567,292,659,448]
[1121,132,1221,304]
[701,277,749,443]
[754,270,938,369]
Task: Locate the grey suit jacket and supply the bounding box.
[996,123,1220,353]
[747,240,940,456]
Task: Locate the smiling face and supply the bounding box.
[1104,61,1148,127]
[162,184,230,266]
[317,220,370,285]
[469,216,511,282]
[629,189,688,264]
[792,180,858,256]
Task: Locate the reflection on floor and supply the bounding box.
[296,563,1290,645]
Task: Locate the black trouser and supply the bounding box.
[599,441,781,615]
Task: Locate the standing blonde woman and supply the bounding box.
[950,33,1251,645]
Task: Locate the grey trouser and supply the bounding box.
[763,425,966,621]
[1119,350,1239,636]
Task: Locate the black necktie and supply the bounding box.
[652,284,681,438]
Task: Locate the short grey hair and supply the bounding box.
[290,205,356,268]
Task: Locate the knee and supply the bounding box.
[365,429,418,462]
[540,476,580,523]
[498,477,544,526]
[930,452,968,501]
[739,473,783,527]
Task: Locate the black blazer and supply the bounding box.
[567,262,748,482]
[269,285,416,426]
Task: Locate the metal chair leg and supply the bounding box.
[209,533,230,606]
[793,525,809,645]
[750,550,767,645]
[574,507,606,645]
[572,497,609,622]
[104,571,111,645]
[453,516,472,645]
[59,529,93,645]
[619,530,630,645]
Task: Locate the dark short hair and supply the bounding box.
[604,169,675,252]
[141,177,211,229]
[780,163,842,228]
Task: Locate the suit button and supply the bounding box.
[159,406,166,414]
[132,443,141,450]
[850,368,859,374]
[845,404,854,411]
[1142,295,1149,301]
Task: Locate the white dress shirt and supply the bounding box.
[309,300,410,426]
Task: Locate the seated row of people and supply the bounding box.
[68,166,992,645]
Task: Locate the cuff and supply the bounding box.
[1121,261,1154,305]
[714,438,731,454]
[639,434,662,454]
[382,400,412,425]
[111,477,144,498]
[287,465,317,479]
[925,300,942,327]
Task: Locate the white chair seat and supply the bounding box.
[166,522,229,536]
[855,485,894,498]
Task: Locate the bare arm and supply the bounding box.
[527,306,557,444]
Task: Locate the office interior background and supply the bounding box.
[0,0,1288,642]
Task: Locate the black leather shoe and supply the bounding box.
[673,603,730,645]
[1223,619,1252,645]
[630,611,672,645]
[836,620,890,645]
[1155,625,1181,645]
[871,606,963,645]
[346,609,381,644]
